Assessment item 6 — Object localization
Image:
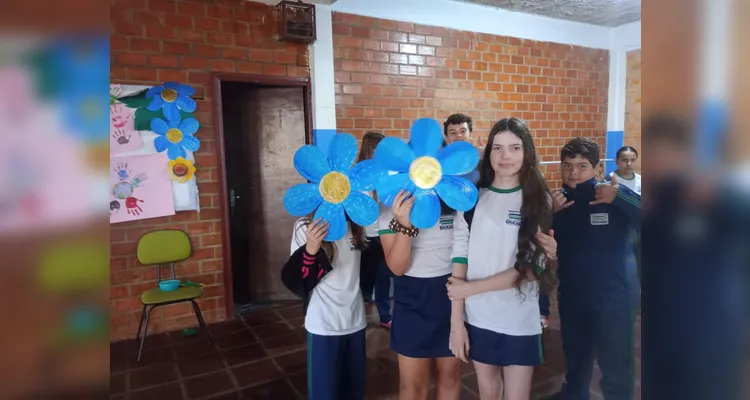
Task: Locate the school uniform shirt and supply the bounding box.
[607,171,642,195]
[553,178,641,309]
[377,205,454,278]
[451,186,542,336]
[291,219,366,336]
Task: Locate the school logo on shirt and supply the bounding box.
[439,216,454,230]
[590,213,609,225]
[506,210,521,226]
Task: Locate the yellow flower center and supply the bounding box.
[319,171,351,204]
[409,156,443,189]
[161,88,178,103]
[166,128,183,143]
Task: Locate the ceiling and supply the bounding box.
[451,0,641,27]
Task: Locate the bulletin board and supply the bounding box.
[109,83,201,224]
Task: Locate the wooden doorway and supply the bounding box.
[211,73,312,318]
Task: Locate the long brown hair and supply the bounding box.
[358,132,385,162]
[478,118,556,295]
[299,214,366,263]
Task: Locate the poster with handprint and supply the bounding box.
[110,153,175,224]
[110,103,143,154]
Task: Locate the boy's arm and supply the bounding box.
[611,183,642,227]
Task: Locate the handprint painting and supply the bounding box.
[374,118,480,228]
[283,133,386,242]
[110,153,175,224]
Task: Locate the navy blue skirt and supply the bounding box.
[466,323,543,366]
[391,273,453,358]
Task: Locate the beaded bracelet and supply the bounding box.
[389,218,419,238]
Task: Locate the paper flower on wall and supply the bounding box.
[168,157,197,184]
[374,118,480,229]
[146,82,197,122]
[62,92,110,144]
[150,115,201,160]
[283,133,386,242]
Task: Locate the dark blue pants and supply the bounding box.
[307,329,366,400]
[559,304,635,400]
[374,260,392,323]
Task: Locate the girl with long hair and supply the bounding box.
[282,213,368,399]
[379,194,462,398]
[357,132,393,327]
[447,118,558,400]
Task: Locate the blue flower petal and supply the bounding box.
[437,141,481,176]
[314,202,347,242]
[409,118,444,157]
[146,85,164,98]
[179,118,200,135]
[167,143,186,160]
[342,191,380,227]
[154,136,170,153]
[294,145,331,183]
[410,189,441,228]
[175,95,197,113]
[150,118,168,135]
[348,159,387,191]
[283,183,323,217]
[162,102,180,122]
[375,173,414,207]
[146,96,164,111]
[167,119,180,129]
[163,81,180,90]
[327,133,358,172]
[181,135,201,152]
[177,84,196,97]
[373,137,415,173]
[434,175,479,212]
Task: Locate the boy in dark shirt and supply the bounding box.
[542,138,640,400]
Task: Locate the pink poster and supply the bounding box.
[110,103,143,154]
[110,153,175,224]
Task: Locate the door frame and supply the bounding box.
[211,73,313,319]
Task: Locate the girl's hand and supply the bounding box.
[536,229,557,261]
[449,325,471,363]
[446,276,474,300]
[305,218,329,255]
[392,189,415,228]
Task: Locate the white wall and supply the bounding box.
[607,20,641,132]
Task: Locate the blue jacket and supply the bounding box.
[553,178,641,309]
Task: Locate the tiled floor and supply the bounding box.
[111,301,641,400]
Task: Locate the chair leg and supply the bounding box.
[137,305,156,362]
[190,299,214,346]
[134,304,147,351]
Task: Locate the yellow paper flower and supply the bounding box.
[168,157,196,183]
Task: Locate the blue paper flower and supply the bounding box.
[373,118,480,229]
[48,34,109,91]
[150,116,201,160]
[62,91,110,144]
[283,133,386,242]
[146,82,197,122]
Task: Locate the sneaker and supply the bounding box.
[379,320,391,329]
[540,315,550,328]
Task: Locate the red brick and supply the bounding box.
[149,55,180,68]
[164,14,192,28]
[114,23,143,36]
[159,69,187,82]
[194,44,220,58]
[238,62,262,74]
[182,56,208,70]
[131,38,160,52]
[263,64,286,76]
[221,47,247,60]
[209,59,236,72]
[178,1,206,16]
[194,17,222,31]
[178,29,207,43]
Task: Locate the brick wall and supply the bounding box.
[331,13,610,188]
[625,49,642,171]
[110,0,309,342]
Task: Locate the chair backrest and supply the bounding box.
[137,230,192,265]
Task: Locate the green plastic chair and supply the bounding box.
[135,230,214,361]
